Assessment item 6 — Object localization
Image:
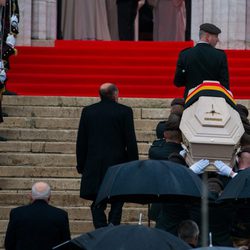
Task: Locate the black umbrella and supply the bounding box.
[193,247,237,250]
[95,159,203,205]
[71,224,190,250]
[217,168,250,202]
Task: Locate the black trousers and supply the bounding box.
[117,0,138,40]
[91,201,124,229]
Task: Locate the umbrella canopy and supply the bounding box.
[193,247,237,250]
[95,159,203,205]
[71,224,190,250]
[217,168,250,202]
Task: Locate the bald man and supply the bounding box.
[5,182,71,250]
[76,83,138,228]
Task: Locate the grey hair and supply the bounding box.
[31,182,51,200]
[178,220,200,241]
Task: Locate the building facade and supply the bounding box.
[17,0,250,49]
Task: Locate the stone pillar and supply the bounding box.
[191,0,247,49]
[246,0,250,49]
[17,0,57,45]
[46,0,57,39]
[32,0,47,39]
[16,0,32,46]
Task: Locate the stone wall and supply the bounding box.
[17,0,57,46]
[191,0,250,49]
[16,0,250,49]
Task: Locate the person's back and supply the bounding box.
[174,23,229,98]
[4,182,71,250]
[178,43,228,91]
[76,83,138,228]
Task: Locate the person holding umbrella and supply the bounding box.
[76,83,138,229]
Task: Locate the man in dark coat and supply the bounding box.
[4,181,71,250]
[76,83,138,229]
[116,0,140,40]
[174,23,230,98]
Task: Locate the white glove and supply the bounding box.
[0,60,4,70]
[190,159,209,174]
[6,34,16,48]
[214,160,232,177]
[11,14,19,29]
[11,14,18,23]
[0,69,6,83]
[179,149,187,158]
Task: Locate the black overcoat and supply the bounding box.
[4,200,71,250]
[174,43,229,98]
[76,99,138,200]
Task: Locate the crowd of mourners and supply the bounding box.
[148,97,250,249]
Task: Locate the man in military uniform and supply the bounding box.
[174,23,230,99]
[0,0,19,140]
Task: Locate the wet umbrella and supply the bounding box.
[193,247,237,250]
[95,159,203,205]
[217,168,250,202]
[70,224,190,250]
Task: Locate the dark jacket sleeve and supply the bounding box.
[174,52,186,87]
[76,108,88,174]
[124,107,139,161]
[219,51,230,90]
[4,209,16,250]
[60,211,71,243]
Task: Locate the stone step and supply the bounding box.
[2,117,79,129]
[0,205,148,222]
[2,117,158,132]
[2,105,171,122]
[0,128,77,142]
[0,166,78,178]
[0,141,76,153]
[0,152,150,167]
[0,191,90,206]
[2,96,171,108]
[0,152,76,166]
[0,128,155,143]
[0,177,80,191]
[0,219,94,235]
[0,191,148,209]
[0,141,150,154]
[3,105,82,118]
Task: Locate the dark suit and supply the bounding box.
[76,98,138,228]
[4,200,71,250]
[116,0,139,40]
[148,139,183,160]
[174,43,229,98]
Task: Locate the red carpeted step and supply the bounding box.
[6,40,250,98]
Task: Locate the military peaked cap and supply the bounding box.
[200,23,221,35]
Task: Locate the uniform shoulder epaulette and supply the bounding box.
[180,47,192,53]
[215,48,225,52]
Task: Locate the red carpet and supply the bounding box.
[6,40,250,98]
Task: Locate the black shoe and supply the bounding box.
[3,89,17,95]
[2,112,8,117]
[0,136,7,141]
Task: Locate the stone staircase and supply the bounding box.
[0,95,174,249]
